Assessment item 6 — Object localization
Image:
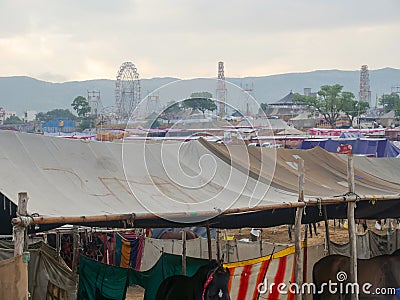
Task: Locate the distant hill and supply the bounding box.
[1,68,399,115]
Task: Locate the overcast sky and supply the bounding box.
[1,0,399,82]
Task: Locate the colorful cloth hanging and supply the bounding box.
[115,233,144,269]
[78,253,207,300]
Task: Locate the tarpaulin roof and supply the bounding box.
[0,131,399,233]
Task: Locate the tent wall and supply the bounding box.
[0,242,76,300]
[330,229,400,258]
[140,237,288,270]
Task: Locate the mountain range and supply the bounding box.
[0,68,399,115]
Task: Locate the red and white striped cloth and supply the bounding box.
[224,245,306,300]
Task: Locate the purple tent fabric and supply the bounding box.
[298,138,400,158]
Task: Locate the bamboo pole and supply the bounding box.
[216,229,221,261]
[14,192,29,300]
[14,192,28,257]
[294,158,304,300]
[206,221,212,261]
[71,227,80,275]
[10,194,400,227]
[347,154,358,300]
[182,230,187,276]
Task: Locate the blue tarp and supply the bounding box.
[298,138,400,158]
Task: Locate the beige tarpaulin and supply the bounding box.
[206,142,400,196]
[0,130,295,218]
[276,127,304,135]
[0,255,28,300]
[0,131,399,232]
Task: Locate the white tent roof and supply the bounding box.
[0,131,399,232]
[0,131,295,219]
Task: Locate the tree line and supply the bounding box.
[261,84,400,128]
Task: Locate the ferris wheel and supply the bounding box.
[115,62,141,120]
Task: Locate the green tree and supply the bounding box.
[71,96,91,117]
[379,93,400,115]
[182,97,217,117]
[293,84,349,128]
[260,103,268,111]
[4,115,23,124]
[342,98,369,125]
[36,109,77,122]
[160,101,182,124]
[78,115,96,131]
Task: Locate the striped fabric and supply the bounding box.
[117,233,144,270]
[224,245,305,300]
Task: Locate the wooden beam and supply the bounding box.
[347,154,358,300]
[14,192,28,257]
[294,158,304,300]
[10,193,400,228]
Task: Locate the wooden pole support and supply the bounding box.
[72,227,80,275]
[206,221,212,261]
[347,154,358,300]
[216,229,221,262]
[294,158,304,300]
[14,192,29,257]
[182,230,187,276]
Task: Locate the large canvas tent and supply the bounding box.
[0,130,400,234]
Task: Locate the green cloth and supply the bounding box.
[78,253,208,300]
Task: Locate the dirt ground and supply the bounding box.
[125,220,390,299]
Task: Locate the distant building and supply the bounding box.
[42,118,76,133]
[0,108,17,125]
[0,108,5,125]
[23,110,37,123]
[263,91,304,121]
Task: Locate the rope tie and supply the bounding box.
[202,272,214,300]
[303,202,307,216]
[317,198,322,216]
[19,216,32,227]
[343,192,361,208]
